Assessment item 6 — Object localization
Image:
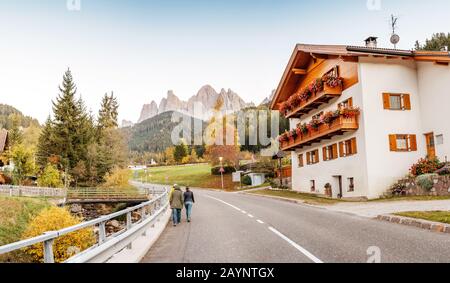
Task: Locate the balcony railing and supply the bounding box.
[280,114,359,151]
[285,85,343,119]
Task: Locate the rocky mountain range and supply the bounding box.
[137,85,255,123]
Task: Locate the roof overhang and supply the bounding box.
[270,44,450,110]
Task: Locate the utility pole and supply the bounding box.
[219,157,224,190]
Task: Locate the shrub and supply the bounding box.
[37,164,63,188]
[21,207,96,263]
[102,167,132,189]
[0,173,12,185]
[410,158,443,176]
[415,174,437,192]
[242,175,252,186]
[436,164,450,176]
[211,166,236,176]
[391,183,407,196]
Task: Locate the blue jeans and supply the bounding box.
[185,202,193,220]
[172,208,181,224]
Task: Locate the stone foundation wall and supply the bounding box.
[397,175,450,196]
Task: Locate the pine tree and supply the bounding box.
[36,117,55,169]
[98,92,119,133]
[7,113,23,147]
[174,140,188,163]
[415,33,450,51]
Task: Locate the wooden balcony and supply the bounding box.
[285,85,342,119]
[280,115,359,151]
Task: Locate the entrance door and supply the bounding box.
[332,176,343,199]
[425,133,436,159]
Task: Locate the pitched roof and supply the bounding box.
[0,129,8,153]
[270,44,450,109]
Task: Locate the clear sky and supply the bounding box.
[0,0,449,123]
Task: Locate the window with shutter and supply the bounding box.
[323,147,328,161]
[339,142,345,157]
[339,139,357,157]
[298,154,304,167]
[389,134,418,152]
[383,93,412,111]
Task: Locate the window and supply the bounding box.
[306,149,320,165]
[436,134,444,145]
[383,93,411,110]
[389,134,417,152]
[339,138,357,157]
[323,144,338,161]
[298,154,304,168]
[310,180,316,192]
[339,97,353,109]
[348,178,355,192]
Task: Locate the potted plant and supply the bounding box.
[322,74,343,94]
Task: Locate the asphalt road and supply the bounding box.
[141,189,450,263]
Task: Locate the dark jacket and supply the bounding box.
[170,188,184,209]
[184,191,195,203]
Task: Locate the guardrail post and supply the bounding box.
[99,222,106,245]
[126,212,132,249]
[43,236,55,264]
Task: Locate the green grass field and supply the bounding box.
[135,164,238,190]
[0,197,51,262]
[394,211,450,224]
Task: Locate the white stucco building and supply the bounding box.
[271,39,450,199]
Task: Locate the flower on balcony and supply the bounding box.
[278,132,290,143]
[320,111,335,125]
[279,74,344,118]
[322,74,344,88]
[298,123,309,135]
[308,119,321,131]
[279,102,289,116]
[340,106,361,118]
[290,129,298,140]
[287,93,301,110]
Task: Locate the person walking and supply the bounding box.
[169,185,184,226]
[184,187,195,222]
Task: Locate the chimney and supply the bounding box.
[365,36,378,48]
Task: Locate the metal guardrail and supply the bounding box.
[66,188,148,201]
[0,185,67,198]
[0,183,170,263]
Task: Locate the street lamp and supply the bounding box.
[219,157,224,190]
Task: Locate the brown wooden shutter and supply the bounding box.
[332,144,338,159]
[389,135,397,151]
[351,138,358,155]
[339,142,345,157]
[403,94,411,110]
[409,135,417,151]
[323,147,328,161]
[348,97,353,107]
[306,152,311,165]
[314,150,320,163]
[383,93,391,109]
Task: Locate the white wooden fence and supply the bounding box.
[0,185,67,198]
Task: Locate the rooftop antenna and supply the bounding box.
[390,15,400,49]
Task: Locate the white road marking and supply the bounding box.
[248,214,254,218]
[206,195,242,212]
[268,227,323,264]
[242,210,247,214]
[207,194,322,263]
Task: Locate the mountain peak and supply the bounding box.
[137,85,254,123]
